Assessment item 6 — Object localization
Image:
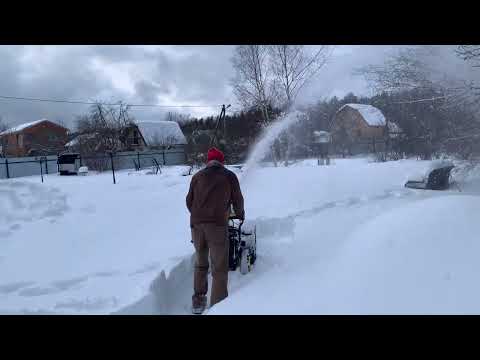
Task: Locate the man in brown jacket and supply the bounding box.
[186,147,245,314]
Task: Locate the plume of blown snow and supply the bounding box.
[241,109,306,182]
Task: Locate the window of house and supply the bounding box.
[133,130,139,145]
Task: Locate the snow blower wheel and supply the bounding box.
[228,216,256,275]
[240,249,250,275]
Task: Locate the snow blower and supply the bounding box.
[228,214,257,275]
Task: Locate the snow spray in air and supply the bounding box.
[241,109,306,183]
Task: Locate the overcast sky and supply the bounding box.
[0,45,404,130]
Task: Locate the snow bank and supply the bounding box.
[406,159,455,183]
[0,166,193,314]
[314,195,480,314]
[428,159,454,171]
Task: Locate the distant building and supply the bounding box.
[65,120,188,154]
[0,119,69,157]
[122,121,187,151]
[332,104,402,155]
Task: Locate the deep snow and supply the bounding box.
[0,157,479,314]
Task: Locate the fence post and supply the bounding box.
[39,158,44,183]
[162,149,166,165]
[5,157,10,179]
[44,157,49,174]
[137,152,140,171]
[109,152,116,185]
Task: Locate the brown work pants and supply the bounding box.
[191,223,229,307]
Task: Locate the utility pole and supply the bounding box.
[210,104,231,148]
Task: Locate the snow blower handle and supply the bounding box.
[237,219,245,233]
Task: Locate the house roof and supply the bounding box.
[313,130,330,136]
[65,133,99,147]
[0,119,66,136]
[338,104,386,127]
[135,121,187,145]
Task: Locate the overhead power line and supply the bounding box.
[0,94,223,108]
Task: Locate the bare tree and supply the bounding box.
[354,46,442,94]
[0,116,8,133]
[77,101,134,150]
[269,45,331,108]
[164,111,191,125]
[231,45,331,166]
[0,116,8,157]
[231,45,280,125]
[74,101,135,170]
[457,45,480,66]
[355,46,480,160]
[268,45,331,165]
[231,45,280,165]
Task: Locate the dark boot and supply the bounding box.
[192,295,207,315]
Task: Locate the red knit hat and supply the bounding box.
[207,147,225,164]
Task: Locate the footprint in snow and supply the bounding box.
[9,224,21,231]
[92,271,119,278]
[52,276,89,291]
[0,281,36,294]
[18,286,62,297]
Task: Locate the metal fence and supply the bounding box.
[0,155,58,180]
[0,148,187,181]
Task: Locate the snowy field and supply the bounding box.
[1,157,479,314]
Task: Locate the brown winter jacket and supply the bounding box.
[186,160,245,227]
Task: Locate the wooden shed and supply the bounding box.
[332,103,401,155]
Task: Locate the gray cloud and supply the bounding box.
[134,80,171,103]
[298,45,399,105]
[0,45,476,132]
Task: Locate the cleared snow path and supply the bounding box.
[114,183,447,315]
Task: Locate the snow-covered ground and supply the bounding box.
[0,158,479,314]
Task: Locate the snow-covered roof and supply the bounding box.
[135,121,187,146]
[65,133,98,147]
[313,130,330,136]
[64,138,78,148]
[339,104,386,127]
[0,119,49,136]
